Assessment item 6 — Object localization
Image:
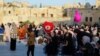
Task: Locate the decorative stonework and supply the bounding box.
[0,1,99,25]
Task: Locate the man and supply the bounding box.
[10,23,17,51]
[95,40,100,56]
[27,28,35,56]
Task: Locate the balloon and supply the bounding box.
[74,9,81,23]
[42,21,54,33]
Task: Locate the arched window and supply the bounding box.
[99,17,100,21]
[9,11,11,14]
[50,14,53,17]
[90,17,92,22]
[85,17,88,22]
[41,13,45,17]
[63,13,67,17]
[63,9,67,17]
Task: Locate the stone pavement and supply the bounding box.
[0,42,46,56]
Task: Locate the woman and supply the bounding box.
[44,30,59,56]
[81,36,94,56]
[4,23,12,42]
[18,25,27,40]
[62,32,75,56]
[27,28,35,56]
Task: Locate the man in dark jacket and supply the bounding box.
[94,40,100,56]
[62,32,75,56]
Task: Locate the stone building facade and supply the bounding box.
[0,0,100,25]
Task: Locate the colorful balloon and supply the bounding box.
[43,21,54,33]
[74,9,81,23]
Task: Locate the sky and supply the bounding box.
[5,0,96,6]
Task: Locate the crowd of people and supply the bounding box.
[43,24,100,56]
[0,22,100,56]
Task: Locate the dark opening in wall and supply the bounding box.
[63,13,67,17]
[42,13,45,17]
[85,17,88,22]
[99,17,100,22]
[63,9,67,17]
[9,11,11,14]
[50,14,53,17]
[90,17,92,22]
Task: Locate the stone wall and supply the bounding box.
[0,1,99,25]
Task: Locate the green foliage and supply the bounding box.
[19,20,30,27]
